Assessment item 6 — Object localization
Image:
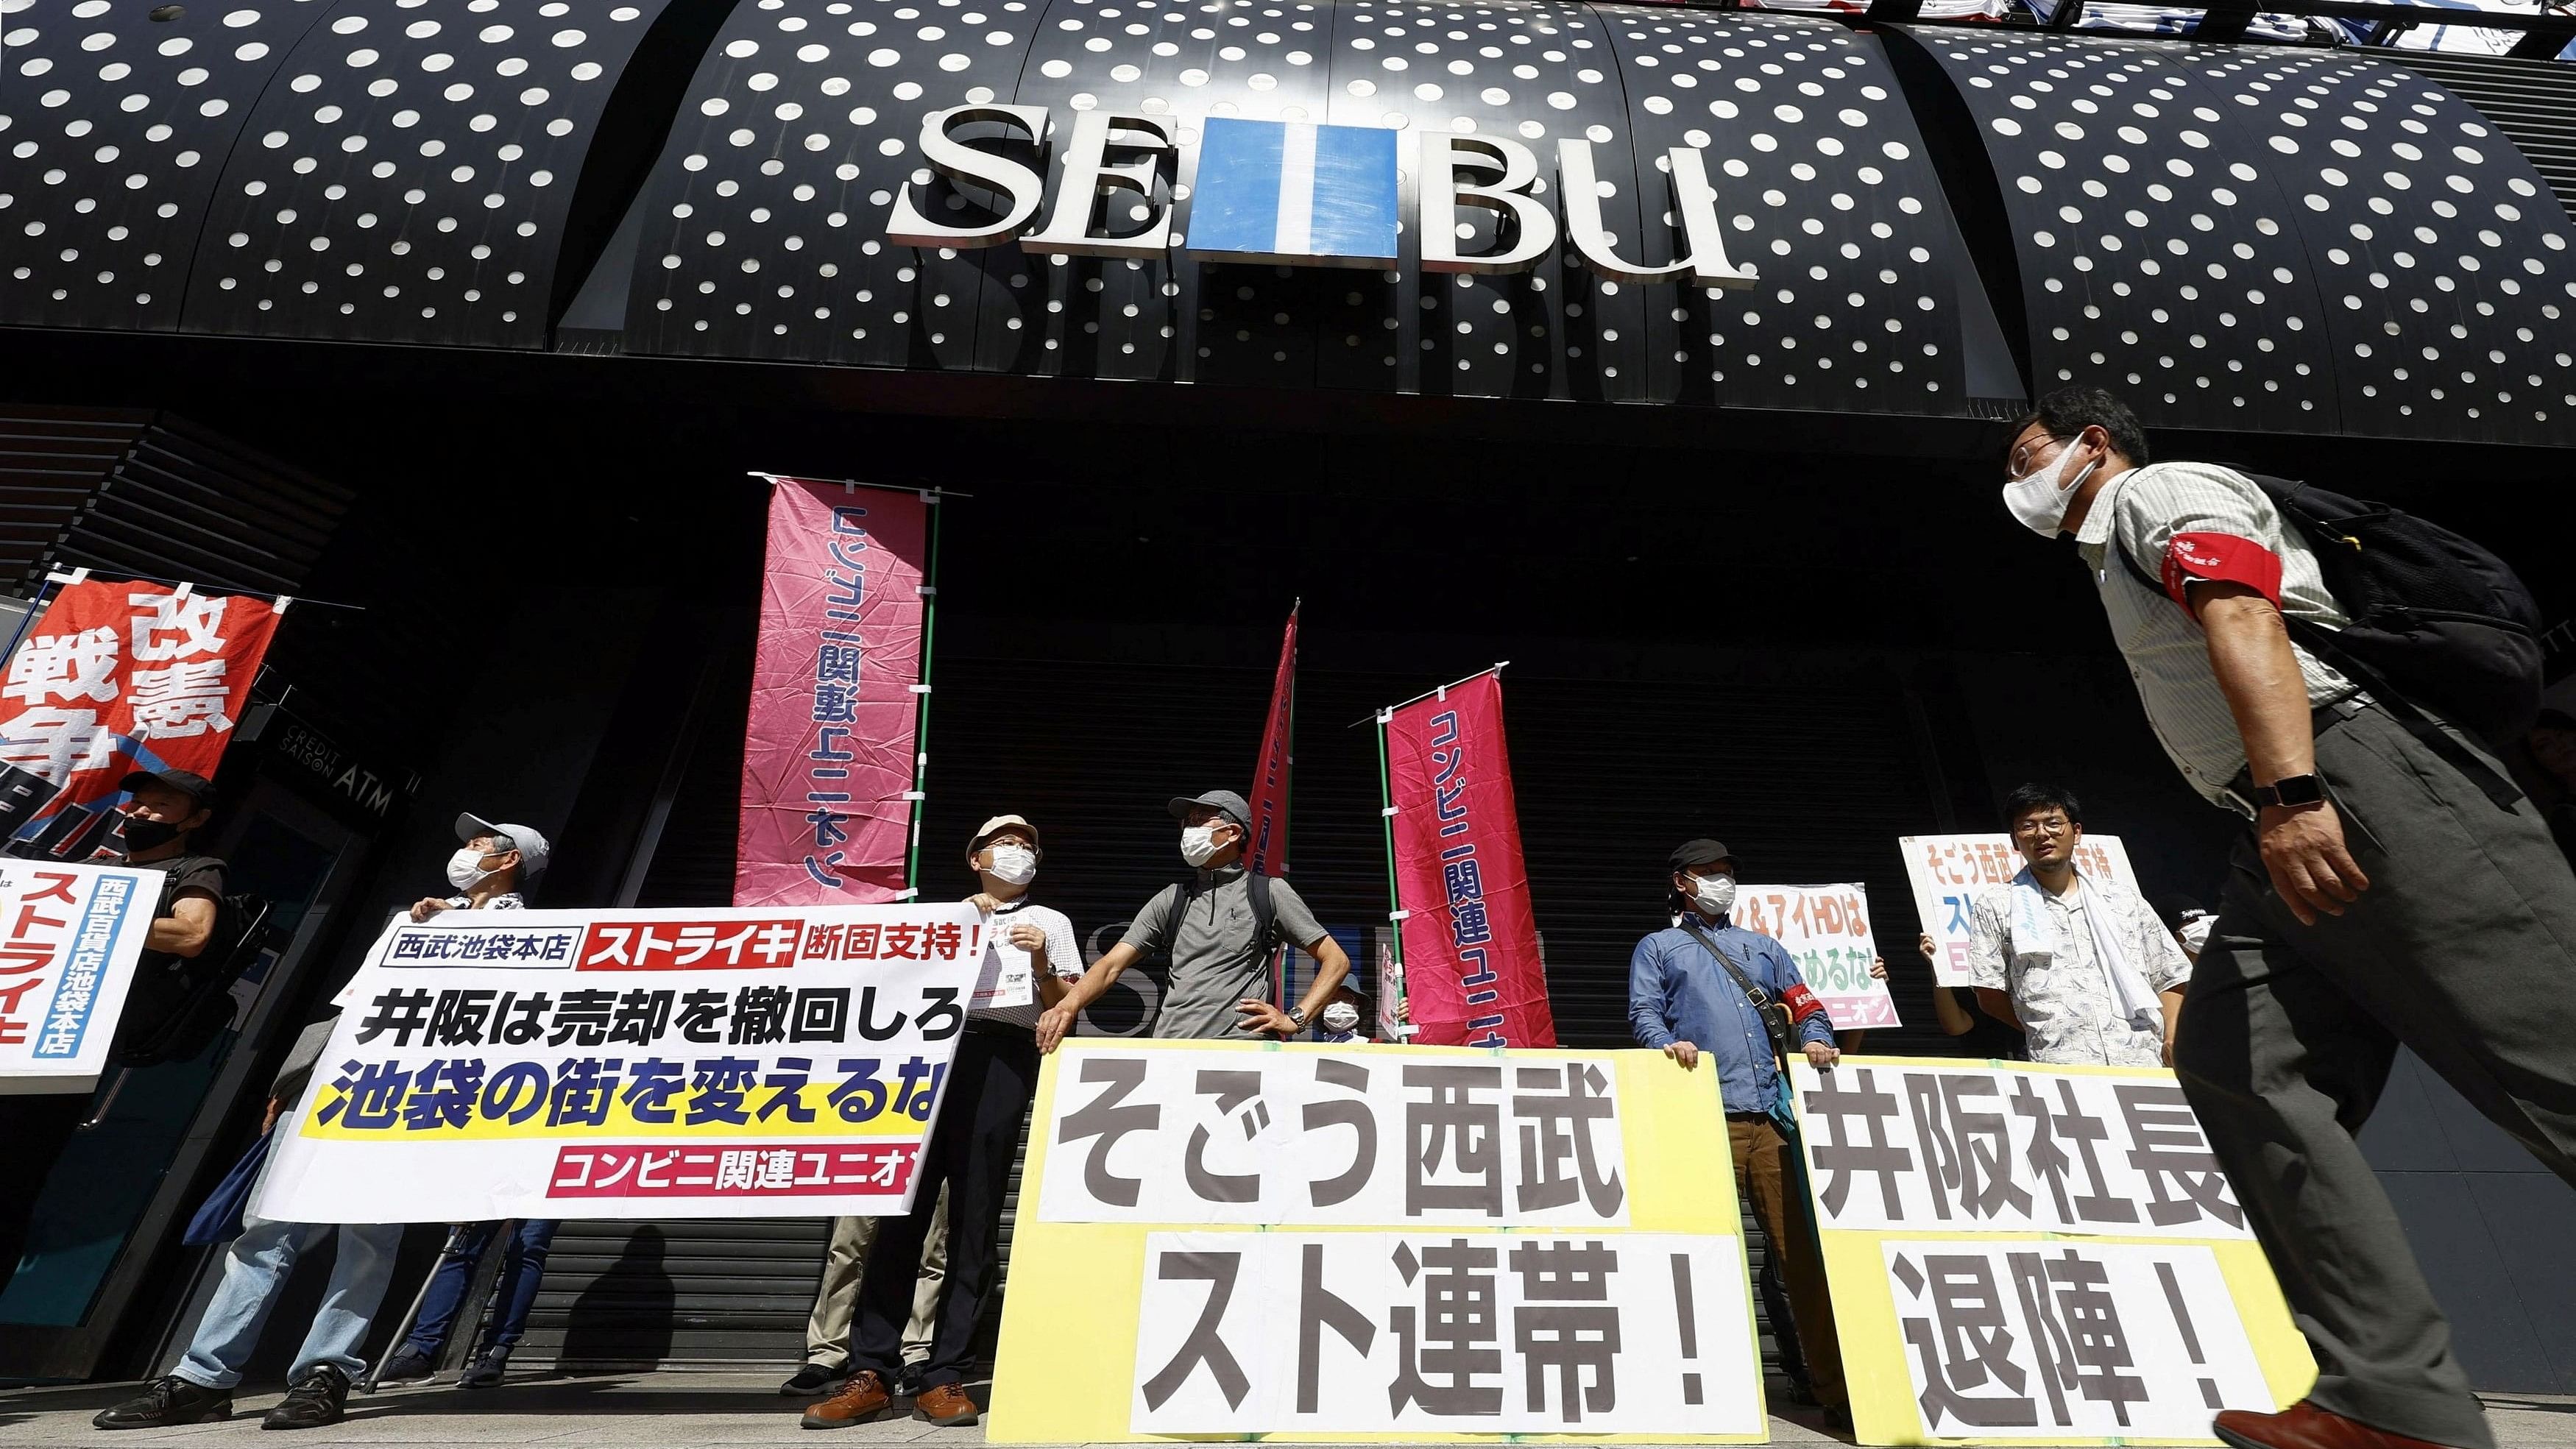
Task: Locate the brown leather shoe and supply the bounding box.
[2214,1400,2467,1449]
[913,1383,980,1426]
[799,1370,895,1430]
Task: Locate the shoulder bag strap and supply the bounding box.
[1677,920,1794,1066]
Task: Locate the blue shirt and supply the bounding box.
[1627,913,1836,1116]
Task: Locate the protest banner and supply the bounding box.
[1733,882,1899,1032]
[988,1041,1766,1442]
[1900,834,2139,988]
[0,578,285,860]
[0,859,160,1094]
[1788,1057,2313,1445]
[1245,603,1297,878]
[1380,670,1555,1047]
[257,901,983,1223]
[736,478,933,907]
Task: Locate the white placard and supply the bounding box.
[1733,882,1900,1032]
[1900,833,2140,988]
[1789,1060,2251,1240]
[0,859,159,1095]
[1038,1046,1630,1227]
[1880,1238,2273,1439]
[1130,1231,1762,1436]
[258,901,982,1222]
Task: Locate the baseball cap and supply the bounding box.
[458,812,551,877]
[1669,838,1735,872]
[969,813,1041,857]
[1167,790,1252,829]
[118,768,216,809]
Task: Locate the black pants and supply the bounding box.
[2174,701,2576,1449]
[847,1025,1039,1388]
[0,1092,91,1300]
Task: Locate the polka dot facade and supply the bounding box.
[181,0,668,345]
[2194,52,2576,444]
[0,0,330,329]
[1919,32,2330,434]
[1610,12,1971,410]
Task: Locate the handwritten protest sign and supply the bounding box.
[1900,835,2139,988]
[1733,882,1898,1031]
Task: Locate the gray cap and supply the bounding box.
[459,812,551,878]
[1167,790,1252,829]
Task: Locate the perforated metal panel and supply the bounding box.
[178,0,675,344]
[0,0,330,329]
[1905,29,2576,444]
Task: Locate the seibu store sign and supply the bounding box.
[883,107,1759,288]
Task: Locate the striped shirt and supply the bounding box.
[2072,461,2357,809]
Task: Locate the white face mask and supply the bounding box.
[986,844,1037,886]
[2000,444,2101,538]
[2178,914,2214,957]
[446,846,498,892]
[1691,874,1735,917]
[1180,823,1227,868]
[1320,1001,1362,1033]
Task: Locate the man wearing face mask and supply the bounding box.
[2001,386,2576,1449]
[1627,839,1848,1429]
[1035,790,1348,1051]
[802,815,1081,1429]
[0,768,227,1303]
[380,813,557,1391]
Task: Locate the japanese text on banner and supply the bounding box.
[1788,1058,2310,1448]
[1731,883,1899,1032]
[1900,834,2139,988]
[254,902,983,1223]
[0,860,158,1093]
[0,581,282,861]
[1384,673,1554,1048]
[736,481,930,906]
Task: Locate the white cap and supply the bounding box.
[459,812,551,878]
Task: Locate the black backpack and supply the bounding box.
[2115,472,2544,755]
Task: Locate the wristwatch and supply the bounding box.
[1286,1006,1310,1034]
[2253,773,2327,808]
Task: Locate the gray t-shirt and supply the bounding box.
[1119,867,1326,1041]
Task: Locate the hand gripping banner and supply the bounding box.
[737,478,933,906]
[1381,670,1554,1048]
[0,578,285,860]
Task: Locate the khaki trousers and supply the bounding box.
[803,1185,948,1367]
[1729,1116,1846,1411]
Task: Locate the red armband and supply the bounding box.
[2160,532,2283,613]
[1781,982,1827,1025]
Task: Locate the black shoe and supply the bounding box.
[378,1349,436,1384]
[92,1377,231,1430]
[1821,1403,1853,1434]
[781,1361,850,1397]
[459,1350,509,1390]
[262,1364,350,1431]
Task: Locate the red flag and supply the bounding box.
[1244,603,1297,877]
[735,479,930,906]
[1384,670,1555,1047]
[0,578,284,860]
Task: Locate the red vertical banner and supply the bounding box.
[1384,671,1554,1047]
[735,479,929,907]
[1244,603,1297,878]
[0,579,284,858]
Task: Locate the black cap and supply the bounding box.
[1669,838,1734,872]
[118,768,215,809]
[1167,790,1253,829]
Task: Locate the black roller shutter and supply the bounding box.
[2390,52,2576,225]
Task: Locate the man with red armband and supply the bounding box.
[1627,838,1847,1431]
[2000,386,2576,1449]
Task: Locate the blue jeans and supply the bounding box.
[403,1219,557,1358]
[173,1214,403,1389]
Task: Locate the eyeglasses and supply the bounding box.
[2011,817,2076,838]
[2006,436,2061,478]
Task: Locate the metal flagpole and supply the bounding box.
[899,489,944,901]
[1348,661,1510,729]
[1374,707,1409,1038]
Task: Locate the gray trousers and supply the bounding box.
[2175,700,2576,1449]
[804,1187,948,1368]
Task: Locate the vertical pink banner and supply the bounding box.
[1384,671,1555,1048]
[735,479,928,907]
[1243,604,1297,879]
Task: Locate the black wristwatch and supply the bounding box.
[2254,773,2327,808]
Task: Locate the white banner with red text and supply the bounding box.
[0,859,159,1093]
[257,901,983,1222]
